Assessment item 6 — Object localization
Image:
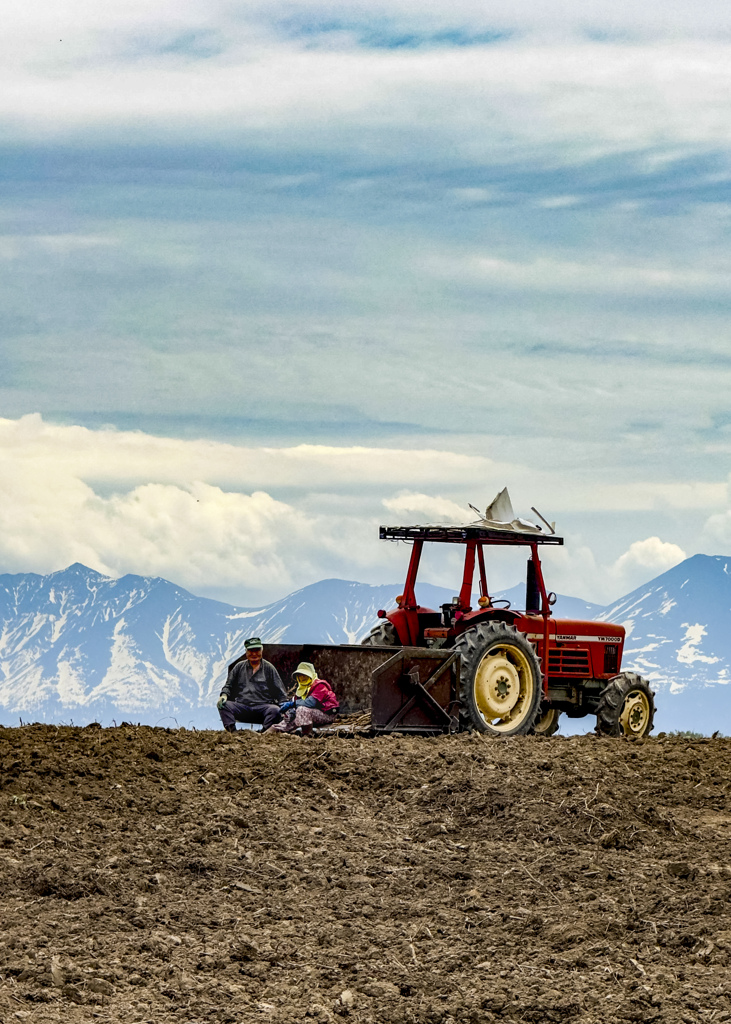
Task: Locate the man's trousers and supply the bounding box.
[218,700,282,731]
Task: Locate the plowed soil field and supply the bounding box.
[1,725,731,1024]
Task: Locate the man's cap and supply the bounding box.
[244,637,264,650]
[292,661,317,680]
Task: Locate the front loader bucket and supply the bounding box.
[371,648,461,734]
[244,644,393,714]
[251,644,460,733]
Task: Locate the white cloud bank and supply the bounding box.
[382,491,468,522]
[0,415,495,600]
[0,415,714,606]
[2,0,731,170]
[538,536,688,607]
[613,536,687,586]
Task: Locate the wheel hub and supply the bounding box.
[619,690,650,736]
[474,650,526,722]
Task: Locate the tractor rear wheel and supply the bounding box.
[361,620,400,647]
[454,622,542,736]
[531,706,562,736]
[596,672,655,738]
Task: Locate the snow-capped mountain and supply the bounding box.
[0,565,604,728]
[0,565,416,727]
[0,564,238,728]
[1,556,730,733]
[599,554,731,733]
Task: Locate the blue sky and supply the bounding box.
[1,0,730,605]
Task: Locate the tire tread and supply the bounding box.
[361,620,400,647]
[596,672,655,737]
[454,621,543,736]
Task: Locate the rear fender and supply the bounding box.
[454,608,522,636]
[385,608,419,645]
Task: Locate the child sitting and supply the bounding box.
[266,662,339,736]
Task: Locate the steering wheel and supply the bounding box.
[490,598,511,609]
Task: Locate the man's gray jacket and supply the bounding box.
[221,659,287,707]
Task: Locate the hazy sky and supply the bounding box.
[2,0,730,605]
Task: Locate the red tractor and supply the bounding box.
[361,498,655,739]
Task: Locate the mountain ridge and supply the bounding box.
[1,558,730,732]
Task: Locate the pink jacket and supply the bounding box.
[309,679,339,713]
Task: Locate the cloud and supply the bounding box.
[382,492,470,522]
[0,415,503,601]
[0,414,491,490]
[611,536,687,584]
[699,477,731,551]
[432,252,731,298]
[265,0,731,41]
[0,414,701,606]
[540,536,687,605]
[703,508,731,549]
[6,0,731,71]
[3,3,731,174]
[0,459,349,601]
[550,482,728,513]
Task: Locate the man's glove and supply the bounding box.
[279,699,295,712]
[217,694,228,710]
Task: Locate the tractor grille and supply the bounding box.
[548,647,590,676]
[604,644,619,675]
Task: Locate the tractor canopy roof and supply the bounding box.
[379,488,564,547]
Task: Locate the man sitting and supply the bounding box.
[216,637,287,733]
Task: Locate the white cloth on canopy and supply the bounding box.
[470,487,548,535]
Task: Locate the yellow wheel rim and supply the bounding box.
[618,689,651,737]
[534,707,561,735]
[473,643,535,732]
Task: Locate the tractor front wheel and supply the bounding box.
[596,673,655,738]
[361,620,400,647]
[454,622,543,736]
